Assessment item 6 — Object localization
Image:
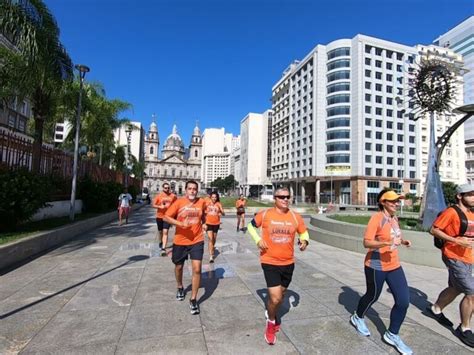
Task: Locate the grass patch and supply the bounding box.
[329,215,427,231]
[219,197,272,208]
[0,212,103,245]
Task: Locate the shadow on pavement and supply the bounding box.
[0,255,149,320]
[256,288,300,321]
[198,267,225,304]
[338,286,387,336]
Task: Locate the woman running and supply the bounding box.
[236,194,246,232]
[350,188,413,355]
[206,192,225,263]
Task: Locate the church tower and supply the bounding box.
[188,122,202,162]
[145,114,159,161]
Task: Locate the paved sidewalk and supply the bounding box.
[0,206,472,354]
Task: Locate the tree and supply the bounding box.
[0,0,73,173]
[442,181,458,206]
[211,175,238,193]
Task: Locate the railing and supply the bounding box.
[0,129,140,188]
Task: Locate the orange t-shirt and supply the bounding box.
[165,197,207,246]
[205,202,223,226]
[253,208,307,266]
[364,212,402,271]
[433,207,474,264]
[153,192,177,218]
[236,199,246,210]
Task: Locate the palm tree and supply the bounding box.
[0,0,73,173]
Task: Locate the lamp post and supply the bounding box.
[69,64,90,221]
[125,124,133,188]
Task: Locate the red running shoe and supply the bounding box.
[264,319,279,345]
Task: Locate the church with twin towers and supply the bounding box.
[143,116,202,195]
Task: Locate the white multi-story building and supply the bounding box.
[114,121,146,163]
[434,16,474,183]
[416,45,466,190]
[271,34,468,205]
[240,111,271,195]
[201,128,239,188]
[53,121,72,144]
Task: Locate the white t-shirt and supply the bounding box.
[118,193,133,208]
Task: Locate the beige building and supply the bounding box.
[143,120,202,195]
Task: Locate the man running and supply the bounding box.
[205,191,225,263]
[152,182,177,256]
[236,194,246,232]
[428,184,474,348]
[247,187,309,345]
[163,180,207,315]
[118,188,133,226]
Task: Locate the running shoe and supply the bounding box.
[189,299,200,315]
[455,325,474,348]
[383,330,413,354]
[350,312,370,336]
[160,248,167,257]
[264,319,279,345]
[176,288,185,301]
[159,242,163,249]
[264,310,281,328]
[425,305,453,327]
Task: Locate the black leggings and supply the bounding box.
[356,266,410,334]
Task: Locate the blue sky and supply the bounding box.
[45,0,473,144]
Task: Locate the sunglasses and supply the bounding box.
[275,195,291,200]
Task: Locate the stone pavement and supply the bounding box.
[0,206,472,354]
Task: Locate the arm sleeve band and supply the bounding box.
[299,231,309,242]
[247,222,261,244]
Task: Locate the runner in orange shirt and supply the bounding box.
[247,187,309,345]
[152,182,177,256]
[163,180,207,315]
[350,188,413,355]
[428,184,474,348]
[205,191,225,263]
[236,194,246,232]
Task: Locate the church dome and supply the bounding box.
[163,124,185,153]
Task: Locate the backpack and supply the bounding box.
[433,205,468,249]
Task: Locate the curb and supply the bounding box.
[0,204,145,272]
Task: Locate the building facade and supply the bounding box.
[114,121,146,163]
[434,16,474,183]
[239,111,271,196]
[143,122,202,195]
[201,128,234,188]
[270,34,464,205]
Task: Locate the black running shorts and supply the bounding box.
[172,242,204,265]
[261,263,295,288]
[206,224,219,233]
[156,218,171,231]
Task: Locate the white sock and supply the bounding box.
[431,304,441,315]
[461,326,471,332]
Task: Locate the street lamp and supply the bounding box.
[124,124,133,188]
[69,64,90,221]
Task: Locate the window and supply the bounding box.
[387,157,393,164]
[386,97,393,105]
[326,154,350,163]
[387,169,393,177]
[327,94,350,105]
[327,130,350,140]
[365,106,371,114]
[365,168,372,175]
[409,147,416,155]
[376,132,382,139]
[386,86,393,93]
[397,134,404,142]
[387,109,393,117]
[409,124,415,132]
[365,45,372,54]
[398,146,404,154]
[376,144,382,152]
[396,52,403,61]
[327,70,350,82]
[365,117,371,126]
[327,82,350,94]
[327,59,350,71]
[376,107,382,115]
[387,145,393,152]
[375,72,382,80]
[410,171,415,179]
[409,136,415,143]
[397,64,402,72]
[397,111,404,118]
[375,47,383,56]
[327,142,350,151]
[387,133,393,140]
[375,60,382,68]
[376,119,382,127]
[386,74,393,81]
[365,93,371,101]
[376,168,383,176]
[327,118,350,128]
[365,130,372,138]
[327,47,350,59]
[376,156,382,164]
[375,84,382,91]
[387,121,393,129]
[365,69,371,77]
[386,62,393,70]
[376,96,382,103]
[327,106,350,117]
[410,183,417,190]
[365,82,371,89]
[365,142,372,150]
[365,155,372,163]
[367,181,380,188]
[397,122,403,130]
[194,149,198,158]
[365,58,371,65]
[398,158,404,165]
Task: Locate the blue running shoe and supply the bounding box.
[350,312,370,336]
[383,330,413,355]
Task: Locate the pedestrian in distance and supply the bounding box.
[205,191,225,263]
[428,183,474,348]
[236,194,246,232]
[247,187,309,345]
[350,188,413,355]
[118,188,133,226]
[163,180,207,315]
[152,182,177,256]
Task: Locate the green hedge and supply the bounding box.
[0,169,52,231]
[78,179,124,213]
